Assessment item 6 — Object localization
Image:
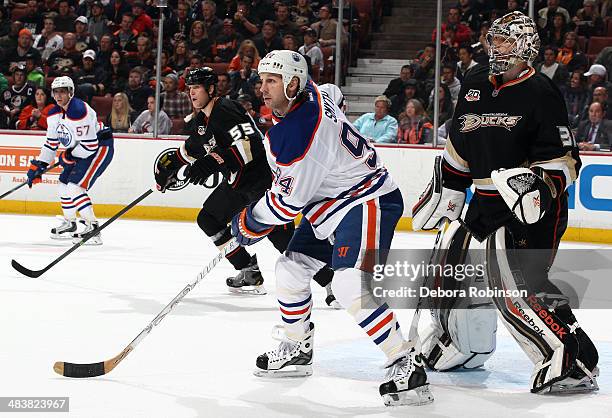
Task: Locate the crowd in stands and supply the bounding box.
[352,0,612,151]
[0,0,361,135]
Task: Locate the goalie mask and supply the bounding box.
[486,11,540,75]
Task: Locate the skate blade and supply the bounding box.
[547,373,600,394]
[228,285,267,295]
[383,384,434,407]
[253,364,313,378]
[50,233,74,240]
[72,236,103,246]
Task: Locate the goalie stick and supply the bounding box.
[11,188,154,278]
[0,162,61,200]
[53,239,240,378]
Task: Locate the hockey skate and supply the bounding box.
[254,323,314,378]
[72,220,102,245]
[379,348,434,407]
[324,284,341,309]
[548,363,600,394]
[50,216,77,240]
[226,255,266,295]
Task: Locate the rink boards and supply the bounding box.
[1,131,611,243]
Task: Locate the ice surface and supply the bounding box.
[0,214,610,418]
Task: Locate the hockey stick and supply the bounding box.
[0,162,61,200]
[53,239,240,378]
[11,188,155,278]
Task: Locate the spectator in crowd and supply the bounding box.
[310,4,346,48]
[55,0,77,33]
[389,79,420,118]
[113,14,139,54]
[0,6,8,39]
[556,31,588,73]
[199,0,222,41]
[217,72,232,98]
[580,86,612,121]
[430,64,461,105]
[228,39,261,72]
[251,78,267,113]
[24,52,45,88]
[105,0,132,25]
[562,70,590,127]
[170,40,190,74]
[456,44,480,82]
[156,50,177,79]
[299,28,323,76]
[282,34,299,51]
[21,0,43,35]
[573,0,604,38]
[183,102,202,134]
[0,65,36,129]
[292,0,317,28]
[96,34,114,69]
[216,0,237,20]
[229,53,259,99]
[575,102,612,151]
[0,72,6,94]
[233,0,260,38]
[47,32,82,77]
[187,20,213,61]
[353,95,398,143]
[104,49,130,96]
[89,1,111,42]
[471,20,490,65]
[250,0,276,23]
[180,54,204,81]
[125,67,153,113]
[237,93,270,131]
[383,64,414,98]
[415,44,436,81]
[168,1,194,43]
[427,83,454,126]
[5,29,42,75]
[212,19,243,63]
[397,98,433,144]
[254,20,283,58]
[536,46,569,87]
[74,16,99,53]
[131,1,154,36]
[541,12,568,48]
[33,16,64,62]
[0,21,24,54]
[74,49,107,101]
[128,35,156,74]
[39,0,59,16]
[432,7,472,46]
[16,86,54,130]
[506,0,526,14]
[537,0,570,30]
[458,0,482,33]
[129,94,172,135]
[107,92,137,132]
[595,47,612,81]
[160,73,191,118]
[435,118,453,145]
[275,3,302,40]
[584,64,612,96]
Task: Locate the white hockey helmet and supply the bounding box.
[486,11,540,75]
[51,76,75,98]
[258,50,308,101]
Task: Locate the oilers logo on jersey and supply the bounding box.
[56,123,73,147]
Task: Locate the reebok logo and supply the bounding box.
[513,301,545,338]
[527,294,567,340]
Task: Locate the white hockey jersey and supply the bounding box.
[38,97,101,164]
[252,81,397,239]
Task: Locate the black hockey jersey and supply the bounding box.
[180,97,271,192]
[443,66,581,238]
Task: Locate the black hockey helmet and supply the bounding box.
[185,67,218,89]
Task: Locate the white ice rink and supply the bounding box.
[0,213,610,418]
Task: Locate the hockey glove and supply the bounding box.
[231,204,274,246]
[186,153,224,186]
[58,149,75,167]
[26,159,49,188]
[491,167,556,224]
[154,148,186,192]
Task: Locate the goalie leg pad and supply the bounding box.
[413,156,466,230]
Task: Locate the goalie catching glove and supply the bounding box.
[412,156,466,230]
[491,167,556,225]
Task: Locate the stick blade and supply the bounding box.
[53,361,106,378]
[11,259,44,278]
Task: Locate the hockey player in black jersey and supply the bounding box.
[155,67,337,303]
[412,11,599,394]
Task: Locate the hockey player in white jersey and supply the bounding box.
[26,76,114,245]
[230,50,433,407]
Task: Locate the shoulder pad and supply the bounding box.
[47,105,63,117]
[65,98,88,121]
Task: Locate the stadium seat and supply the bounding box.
[11,8,28,21]
[586,37,612,56]
[170,118,185,135]
[201,62,229,74]
[91,96,113,121]
[577,36,587,53]
[606,18,612,37]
